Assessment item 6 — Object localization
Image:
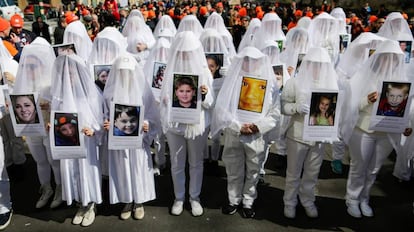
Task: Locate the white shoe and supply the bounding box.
[304,204,318,218]
[120,203,132,220]
[360,202,374,217]
[133,204,145,220]
[72,207,86,225]
[171,200,183,216]
[36,184,54,209]
[347,204,362,218]
[190,200,203,217]
[284,205,296,219]
[81,203,96,227]
[50,185,63,209]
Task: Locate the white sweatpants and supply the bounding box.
[166,130,208,201]
[26,136,61,185]
[283,138,324,207]
[346,129,393,205]
[222,130,264,208]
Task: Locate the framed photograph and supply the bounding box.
[236,75,271,124]
[108,102,144,150]
[339,34,352,53]
[272,64,284,89]
[170,73,201,124]
[369,81,413,133]
[152,62,166,89]
[399,41,412,63]
[93,64,111,84]
[50,111,86,159]
[303,90,342,142]
[52,43,77,57]
[7,93,46,136]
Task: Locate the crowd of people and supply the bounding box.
[0,0,413,230]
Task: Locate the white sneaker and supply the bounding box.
[171,200,184,216]
[347,204,362,218]
[50,185,63,209]
[120,203,132,220]
[190,200,203,217]
[72,207,86,225]
[36,184,54,209]
[81,203,96,227]
[284,205,296,219]
[360,202,374,217]
[133,204,145,220]
[304,204,318,218]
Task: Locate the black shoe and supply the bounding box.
[222,204,238,215]
[0,210,12,230]
[242,207,255,218]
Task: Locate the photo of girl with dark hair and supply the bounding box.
[309,94,336,126]
[54,113,80,146]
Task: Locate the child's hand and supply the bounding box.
[82,127,94,136]
[46,122,51,132]
[142,121,149,132]
[249,124,259,134]
[367,91,378,103]
[287,66,294,76]
[200,85,208,95]
[103,119,110,131]
[403,128,413,136]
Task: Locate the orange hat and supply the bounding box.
[238,7,247,17]
[148,10,156,19]
[306,11,313,18]
[257,10,264,20]
[294,10,303,17]
[255,6,262,13]
[168,9,174,17]
[0,17,10,32]
[216,2,223,8]
[65,11,79,24]
[142,10,149,19]
[190,6,197,14]
[148,4,153,9]
[10,14,23,28]
[199,6,207,16]
[369,15,378,23]
[351,16,359,23]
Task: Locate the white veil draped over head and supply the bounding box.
[238,18,261,53]
[177,15,204,38]
[330,7,347,34]
[210,46,277,136]
[103,54,160,140]
[51,54,103,131]
[254,13,286,49]
[159,31,214,139]
[340,40,406,144]
[308,12,340,62]
[200,28,231,67]
[297,16,311,30]
[260,40,291,88]
[143,37,171,101]
[153,15,177,39]
[128,9,145,21]
[336,32,387,80]
[14,37,55,101]
[122,15,156,61]
[203,12,236,57]
[280,27,309,72]
[63,20,93,61]
[377,12,414,42]
[88,27,127,65]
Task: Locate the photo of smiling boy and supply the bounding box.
[113,104,140,136]
[376,82,411,117]
[238,76,267,113]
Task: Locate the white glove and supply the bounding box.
[219,66,228,77]
[296,103,310,114]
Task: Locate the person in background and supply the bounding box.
[32,16,51,43]
[54,17,67,45]
[0,17,22,61]
[9,14,37,47]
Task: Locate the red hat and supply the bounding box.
[10,14,24,28]
[65,11,79,24]
[257,10,264,19]
[369,15,378,23]
[216,2,223,8]
[148,10,156,19]
[0,17,10,32]
[306,11,313,18]
[199,6,208,16]
[81,9,90,16]
[294,10,303,17]
[238,7,247,17]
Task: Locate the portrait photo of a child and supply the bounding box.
[113,104,140,136]
[172,74,198,109]
[308,93,338,126]
[376,82,411,117]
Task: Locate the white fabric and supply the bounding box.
[254,13,286,49]
[203,12,236,57]
[296,16,311,30]
[63,20,93,62]
[153,15,177,39]
[280,27,309,73]
[260,40,291,88]
[0,38,18,78]
[51,54,103,206]
[89,27,127,65]
[377,12,414,42]
[237,18,261,53]
[159,31,214,139]
[330,7,347,34]
[128,9,145,21]
[200,28,231,67]
[177,15,203,39]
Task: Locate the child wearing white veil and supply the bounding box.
[142,37,171,175]
[51,54,103,227]
[204,12,237,57]
[159,31,213,217]
[63,20,93,62]
[153,15,177,39]
[281,47,340,219]
[103,54,160,220]
[13,37,63,209]
[211,46,280,218]
[253,13,286,51]
[377,12,414,42]
[280,27,309,77]
[176,15,204,39]
[340,40,412,218]
[237,18,261,53]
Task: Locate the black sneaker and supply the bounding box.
[222,204,238,215]
[0,210,12,230]
[242,207,255,218]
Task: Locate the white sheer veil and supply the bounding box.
[63,20,93,61]
[176,15,203,38]
[88,27,127,65]
[153,15,177,39]
[237,18,261,53]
